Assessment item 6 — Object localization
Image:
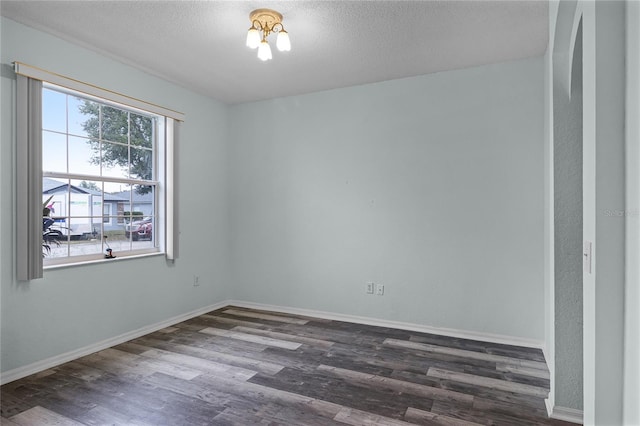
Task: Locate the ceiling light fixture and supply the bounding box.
[246,8,291,61]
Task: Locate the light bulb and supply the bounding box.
[246,28,261,49]
[257,40,272,61]
[276,30,291,52]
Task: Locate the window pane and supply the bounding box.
[116,203,126,224]
[42,88,66,133]
[130,147,153,180]
[101,141,129,179]
[104,221,128,238]
[42,131,67,173]
[107,231,132,253]
[101,106,129,144]
[68,136,100,176]
[125,216,153,242]
[68,218,102,256]
[134,219,155,250]
[43,184,67,255]
[68,193,93,220]
[69,180,103,233]
[42,182,67,225]
[130,113,153,148]
[132,186,154,217]
[68,97,93,138]
[103,204,111,223]
[107,216,130,253]
[120,186,155,248]
[104,217,126,240]
[45,237,69,259]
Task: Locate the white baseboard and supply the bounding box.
[227,300,546,350]
[542,345,555,417]
[545,398,554,418]
[551,406,584,424]
[0,300,229,385]
[540,345,581,424]
[1,299,547,386]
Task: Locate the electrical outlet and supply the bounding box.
[193,275,200,287]
[376,284,384,296]
[366,282,375,294]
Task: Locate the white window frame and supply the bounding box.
[15,62,182,280]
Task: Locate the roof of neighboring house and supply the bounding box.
[43,178,128,202]
[43,177,69,193]
[112,190,154,203]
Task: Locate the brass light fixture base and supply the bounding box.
[249,8,283,27]
[245,7,290,60]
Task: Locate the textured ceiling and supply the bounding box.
[1,1,548,105]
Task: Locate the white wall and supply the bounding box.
[582,1,626,424]
[229,57,545,341]
[543,0,559,413]
[624,3,640,423]
[0,17,232,373]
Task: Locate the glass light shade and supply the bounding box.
[246,28,261,49]
[276,30,291,52]
[257,40,272,61]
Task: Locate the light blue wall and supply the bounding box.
[229,57,545,341]
[1,16,548,377]
[0,17,231,373]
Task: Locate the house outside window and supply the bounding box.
[117,202,125,224]
[103,203,111,224]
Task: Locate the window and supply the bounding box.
[15,62,182,279]
[103,204,111,224]
[42,85,159,264]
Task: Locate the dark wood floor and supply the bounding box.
[1,306,578,426]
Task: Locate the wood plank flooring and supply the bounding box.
[1,306,578,425]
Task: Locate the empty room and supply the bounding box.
[0,1,638,425]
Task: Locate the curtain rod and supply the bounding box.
[13,61,185,122]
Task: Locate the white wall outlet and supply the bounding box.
[366,282,375,294]
[376,284,384,295]
[193,275,200,286]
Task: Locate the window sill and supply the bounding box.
[44,250,164,271]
